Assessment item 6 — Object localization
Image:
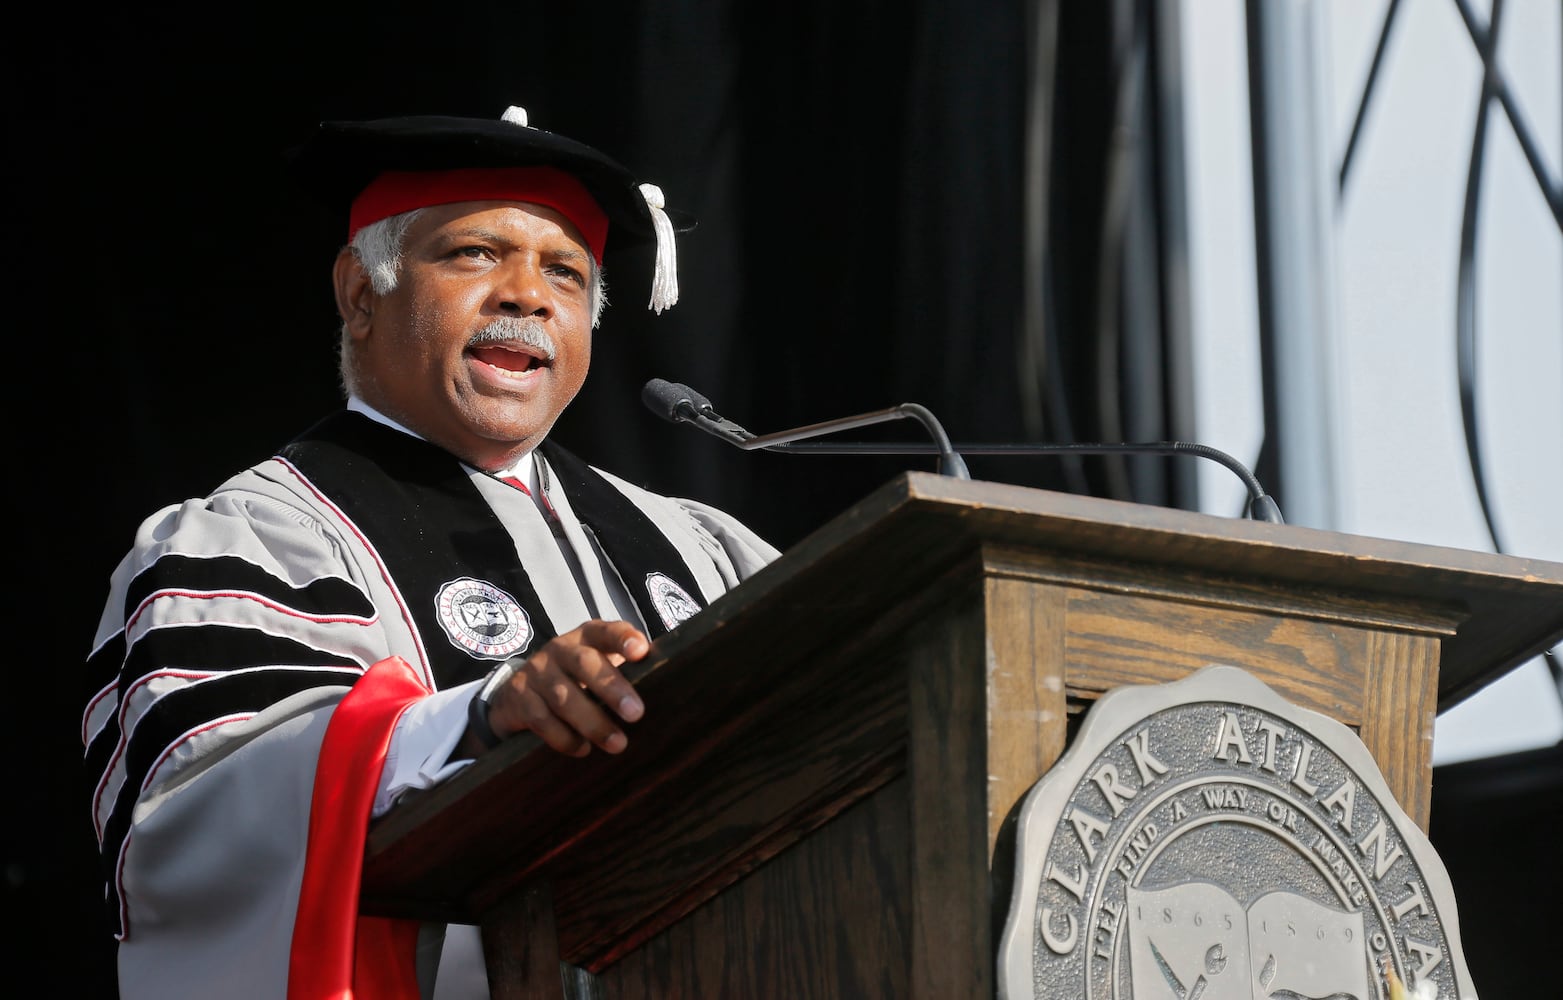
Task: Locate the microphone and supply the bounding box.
[640,377,710,421]
[641,378,755,447]
[641,379,1283,522]
[643,378,971,480]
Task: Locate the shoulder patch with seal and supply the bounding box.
[435,577,533,659]
[646,572,702,631]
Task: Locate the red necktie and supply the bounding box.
[499,475,559,522]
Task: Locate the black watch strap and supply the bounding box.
[467,659,518,750]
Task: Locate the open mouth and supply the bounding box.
[468,344,551,378]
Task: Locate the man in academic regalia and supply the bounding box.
[82,105,779,999]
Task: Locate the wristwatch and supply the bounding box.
[467,658,518,750]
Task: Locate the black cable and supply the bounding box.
[1244,0,1287,528]
[1019,0,1061,446]
[1338,0,1405,195]
[1094,0,1150,503]
[1450,0,1563,692]
[1450,0,1563,228]
[768,439,1281,523]
[1455,0,1502,554]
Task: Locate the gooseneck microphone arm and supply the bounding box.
[640,379,1282,522]
[737,403,972,480]
[642,379,972,480]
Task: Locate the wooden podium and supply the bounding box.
[360,473,1563,999]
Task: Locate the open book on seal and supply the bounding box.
[1126,881,1373,1000]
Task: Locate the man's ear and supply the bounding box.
[332,250,376,342]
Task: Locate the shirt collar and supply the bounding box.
[345,395,537,487]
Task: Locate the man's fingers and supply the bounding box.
[535,667,629,752]
[565,622,649,722]
[514,697,592,757]
[497,677,614,756]
[482,620,650,756]
[577,619,651,663]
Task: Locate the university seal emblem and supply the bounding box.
[998,664,1477,1000]
[434,577,532,660]
[646,572,702,631]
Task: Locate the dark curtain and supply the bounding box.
[554,0,1037,550]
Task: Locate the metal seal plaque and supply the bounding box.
[997,664,1478,1000]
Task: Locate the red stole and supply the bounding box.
[288,656,430,999]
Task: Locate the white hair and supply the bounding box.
[352,209,423,296]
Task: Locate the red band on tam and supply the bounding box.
[349,166,610,262]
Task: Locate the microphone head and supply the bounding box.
[642,378,706,422]
[675,381,715,413]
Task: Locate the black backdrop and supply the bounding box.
[9,4,1550,996]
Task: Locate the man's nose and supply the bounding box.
[494,261,551,317]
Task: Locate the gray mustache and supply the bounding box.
[468,317,556,361]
